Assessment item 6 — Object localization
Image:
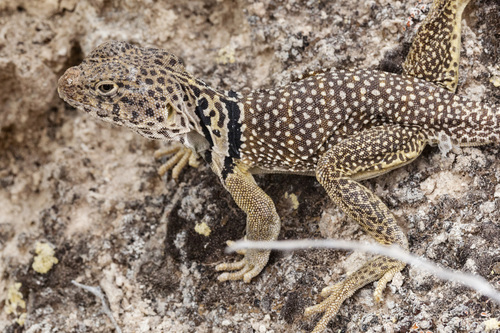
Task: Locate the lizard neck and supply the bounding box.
[183,79,245,170]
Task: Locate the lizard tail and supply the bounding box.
[440,95,500,147]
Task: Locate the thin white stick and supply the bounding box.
[227,239,500,304]
[72,280,122,333]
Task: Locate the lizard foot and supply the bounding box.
[216,241,270,283]
[304,278,353,333]
[304,256,404,333]
[154,144,200,179]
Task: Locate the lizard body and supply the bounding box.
[59,63,497,175]
[57,0,497,331]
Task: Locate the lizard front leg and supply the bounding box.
[307,125,427,332]
[154,144,200,179]
[216,165,281,283]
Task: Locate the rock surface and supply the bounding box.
[0,0,499,332]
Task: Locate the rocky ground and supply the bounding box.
[0,0,499,332]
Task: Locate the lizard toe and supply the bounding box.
[217,264,252,282]
[155,144,199,179]
[216,248,271,282]
[304,290,345,333]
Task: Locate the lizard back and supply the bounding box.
[240,68,498,174]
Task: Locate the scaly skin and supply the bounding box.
[57,0,496,331]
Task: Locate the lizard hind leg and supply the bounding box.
[308,125,427,332]
[403,0,472,92]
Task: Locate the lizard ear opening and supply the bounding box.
[96,81,118,96]
[166,104,175,120]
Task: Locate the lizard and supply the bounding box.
[57,0,497,331]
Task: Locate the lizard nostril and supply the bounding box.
[57,67,80,98]
[58,67,81,96]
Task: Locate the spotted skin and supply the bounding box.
[57,0,497,332]
[240,69,498,176]
[403,0,471,92]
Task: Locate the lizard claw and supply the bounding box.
[304,280,352,333]
[216,241,270,283]
[154,144,200,179]
[225,240,247,255]
[304,257,405,332]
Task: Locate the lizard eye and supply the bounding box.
[96,81,118,96]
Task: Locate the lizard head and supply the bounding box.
[58,41,201,141]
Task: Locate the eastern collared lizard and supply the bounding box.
[57,0,497,331]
